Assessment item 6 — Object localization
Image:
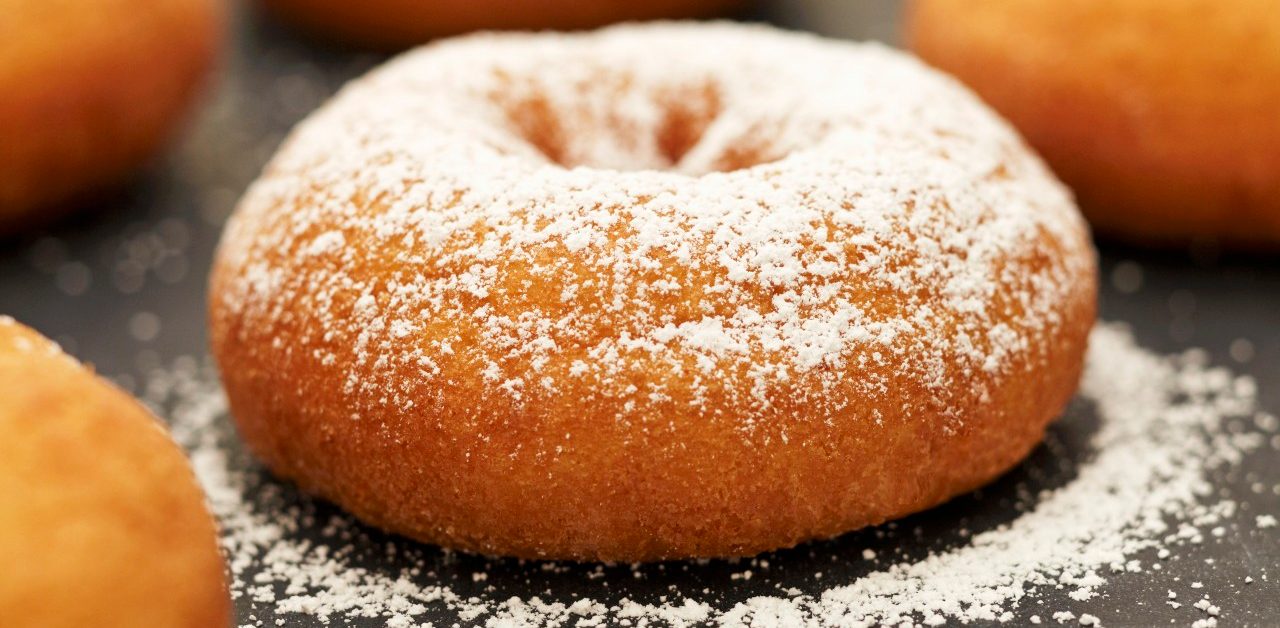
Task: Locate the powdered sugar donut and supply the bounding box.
[209,23,1097,561]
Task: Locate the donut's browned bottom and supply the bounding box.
[212,222,1095,561]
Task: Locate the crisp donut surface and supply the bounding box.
[260,0,741,49]
[210,23,1097,561]
[0,318,229,628]
[907,0,1280,247]
[0,0,220,233]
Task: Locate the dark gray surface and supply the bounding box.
[1,3,1276,626]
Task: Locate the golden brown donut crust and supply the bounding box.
[259,0,742,49]
[0,0,221,234]
[210,24,1098,561]
[907,0,1280,247]
[213,257,1093,561]
[0,319,229,628]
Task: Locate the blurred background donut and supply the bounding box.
[0,0,222,235]
[907,0,1280,247]
[257,0,744,49]
[0,318,229,628]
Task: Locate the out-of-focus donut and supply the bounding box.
[907,0,1280,246]
[0,317,229,628]
[0,0,221,234]
[258,0,742,49]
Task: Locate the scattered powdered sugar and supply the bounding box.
[213,23,1092,429]
[147,324,1276,627]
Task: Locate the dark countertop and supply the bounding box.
[1,3,1275,626]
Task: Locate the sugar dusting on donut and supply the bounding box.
[215,23,1092,433]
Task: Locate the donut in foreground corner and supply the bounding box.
[907,0,1280,247]
[209,23,1098,561]
[0,318,229,627]
[0,0,221,234]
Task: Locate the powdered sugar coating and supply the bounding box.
[214,22,1092,430]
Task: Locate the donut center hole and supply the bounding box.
[498,79,781,174]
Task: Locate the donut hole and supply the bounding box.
[496,75,786,174]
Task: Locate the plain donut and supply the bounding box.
[0,318,229,627]
[907,0,1280,247]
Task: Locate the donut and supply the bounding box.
[258,0,741,50]
[0,0,221,234]
[907,0,1280,247]
[209,23,1097,561]
[0,318,229,627]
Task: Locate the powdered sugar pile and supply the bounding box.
[213,23,1093,427]
[148,324,1276,627]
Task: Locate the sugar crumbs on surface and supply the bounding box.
[147,324,1275,627]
